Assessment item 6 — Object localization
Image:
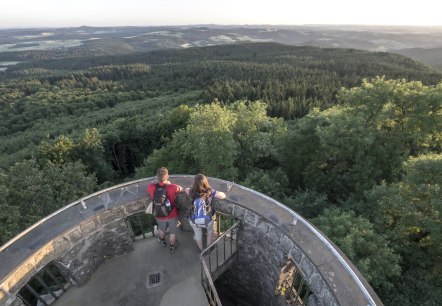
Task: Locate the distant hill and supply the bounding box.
[1,25,442,71]
[395,47,442,71]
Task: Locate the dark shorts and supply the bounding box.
[156,217,178,235]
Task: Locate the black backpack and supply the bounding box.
[153,183,171,217]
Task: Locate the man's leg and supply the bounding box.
[158,229,165,240]
[168,218,179,253]
[157,219,167,247]
[169,234,176,246]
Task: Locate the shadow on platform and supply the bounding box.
[54,232,207,306]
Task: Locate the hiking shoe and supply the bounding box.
[169,240,178,254]
[158,237,167,247]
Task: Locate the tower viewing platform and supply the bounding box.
[0,176,382,306]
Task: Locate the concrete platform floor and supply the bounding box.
[54,232,208,306]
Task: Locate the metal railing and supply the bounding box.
[125,212,157,240]
[276,259,312,306]
[200,219,240,306]
[17,262,71,306]
[201,259,222,306]
[213,211,235,238]
[289,269,312,306]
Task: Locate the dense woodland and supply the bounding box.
[0,43,441,305]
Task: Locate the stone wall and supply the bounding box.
[0,199,147,306]
[214,201,338,306]
[56,209,134,286]
[1,176,382,306]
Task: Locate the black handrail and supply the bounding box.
[200,220,241,306]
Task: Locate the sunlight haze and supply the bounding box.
[2,0,441,28]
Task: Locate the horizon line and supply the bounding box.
[2,23,442,30]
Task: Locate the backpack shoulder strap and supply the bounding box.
[207,189,215,203]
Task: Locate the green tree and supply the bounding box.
[136,101,284,181]
[39,135,75,164]
[313,208,401,290]
[0,159,97,244]
[338,77,442,153]
[276,113,325,188]
[366,154,442,274]
[75,128,115,183]
[283,190,330,219]
[230,101,285,177]
[184,103,238,179]
[278,78,442,201]
[39,129,115,183]
[0,183,20,245]
[135,129,195,178]
[241,167,289,201]
[363,153,442,305]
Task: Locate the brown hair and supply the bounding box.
[190,173,212,200]
[156,167,169,182]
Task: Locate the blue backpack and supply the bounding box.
[191,193,214,225]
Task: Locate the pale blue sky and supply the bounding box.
[2,0,440,28]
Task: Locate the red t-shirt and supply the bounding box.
[147,182,181,220]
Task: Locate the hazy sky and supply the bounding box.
[2,0,441,28]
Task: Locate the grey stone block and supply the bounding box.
[60,240,86,266]
[244,210,258,226]
[99,208,125,225]
[103,218,126,230]
[80,218,99,235]
[309,272,325,295]
[268,226,282,243]
[273,248,285,264]
[233,206,245,219]
[66,228,83,244]
[124,200,147,214]
[299,256,315,278]
[86,231,102,246]
[256,218,270,233]
[308,294,322,306]
[290,244,304,265]
[53,236,71,257]
[319,285,338,306]
[215,200,234,215]
[280,234,294,252]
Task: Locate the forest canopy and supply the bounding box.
[0,43,441,305]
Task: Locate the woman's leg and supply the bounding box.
[206,220,214,247]
[190,222,204,250]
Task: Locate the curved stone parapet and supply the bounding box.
[0,176,382,306]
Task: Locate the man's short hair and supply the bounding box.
[157,167,169,182]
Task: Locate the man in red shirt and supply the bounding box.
[147,167,182,254]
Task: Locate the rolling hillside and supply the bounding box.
[1,42,441,175]
[1,25,442,71]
